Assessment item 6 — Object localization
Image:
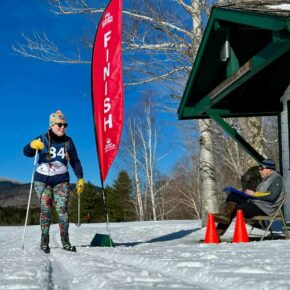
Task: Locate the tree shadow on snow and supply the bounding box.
[114,227,201,247]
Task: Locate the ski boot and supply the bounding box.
[40,234,50,254]
[61,234,76,252]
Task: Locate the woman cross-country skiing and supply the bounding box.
[23,110,85,253]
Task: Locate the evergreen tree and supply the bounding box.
[0,206,40,226]
[69,181,105,223]
[107,171,135,222]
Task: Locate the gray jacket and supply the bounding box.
[250,171,285,216]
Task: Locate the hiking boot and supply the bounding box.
[214,202,237,224]
[61,234,76,252]
[40,234,50,254]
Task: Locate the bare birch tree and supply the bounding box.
[169,139,202,219]
[122,99,172,221]
[138,103,158,221]
[123,118,144,221]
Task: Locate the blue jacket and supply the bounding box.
[23,130,83,186]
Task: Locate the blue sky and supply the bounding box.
[0,0,110,185]
[0,0,186,186]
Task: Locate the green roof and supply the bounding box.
[178,1,290,120]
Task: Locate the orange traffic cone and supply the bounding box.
[232,210,249,243]
[204,213,219,243]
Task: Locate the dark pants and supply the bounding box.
[226,193,267,219]
[217,193,267,232]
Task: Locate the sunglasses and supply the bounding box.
[54,123,68,128]
[259,166,269,171]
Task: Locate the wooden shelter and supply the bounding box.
[178,1,290,222]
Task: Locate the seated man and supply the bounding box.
[214,159,285,236]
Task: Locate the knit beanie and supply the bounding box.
[260,159,276,170]
[49,110,66,127]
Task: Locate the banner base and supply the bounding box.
[90,233,115,247]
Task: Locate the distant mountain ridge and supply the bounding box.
[0,177,23,184]
[0,179,38,208]
[0,179,78,208]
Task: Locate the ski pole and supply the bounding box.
[21,150,38,250]
[77,194,80,227]
[101,186,113,247]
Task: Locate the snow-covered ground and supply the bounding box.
[1,220,290,290]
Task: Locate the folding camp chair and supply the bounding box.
[248,195,289,241]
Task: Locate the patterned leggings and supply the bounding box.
[34,181,70,236]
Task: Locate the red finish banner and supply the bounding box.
[91,0,123,182]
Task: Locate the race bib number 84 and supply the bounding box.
[50,147,66,159]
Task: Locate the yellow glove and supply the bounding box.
[30,139,44,151]
[76,179,85,195]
